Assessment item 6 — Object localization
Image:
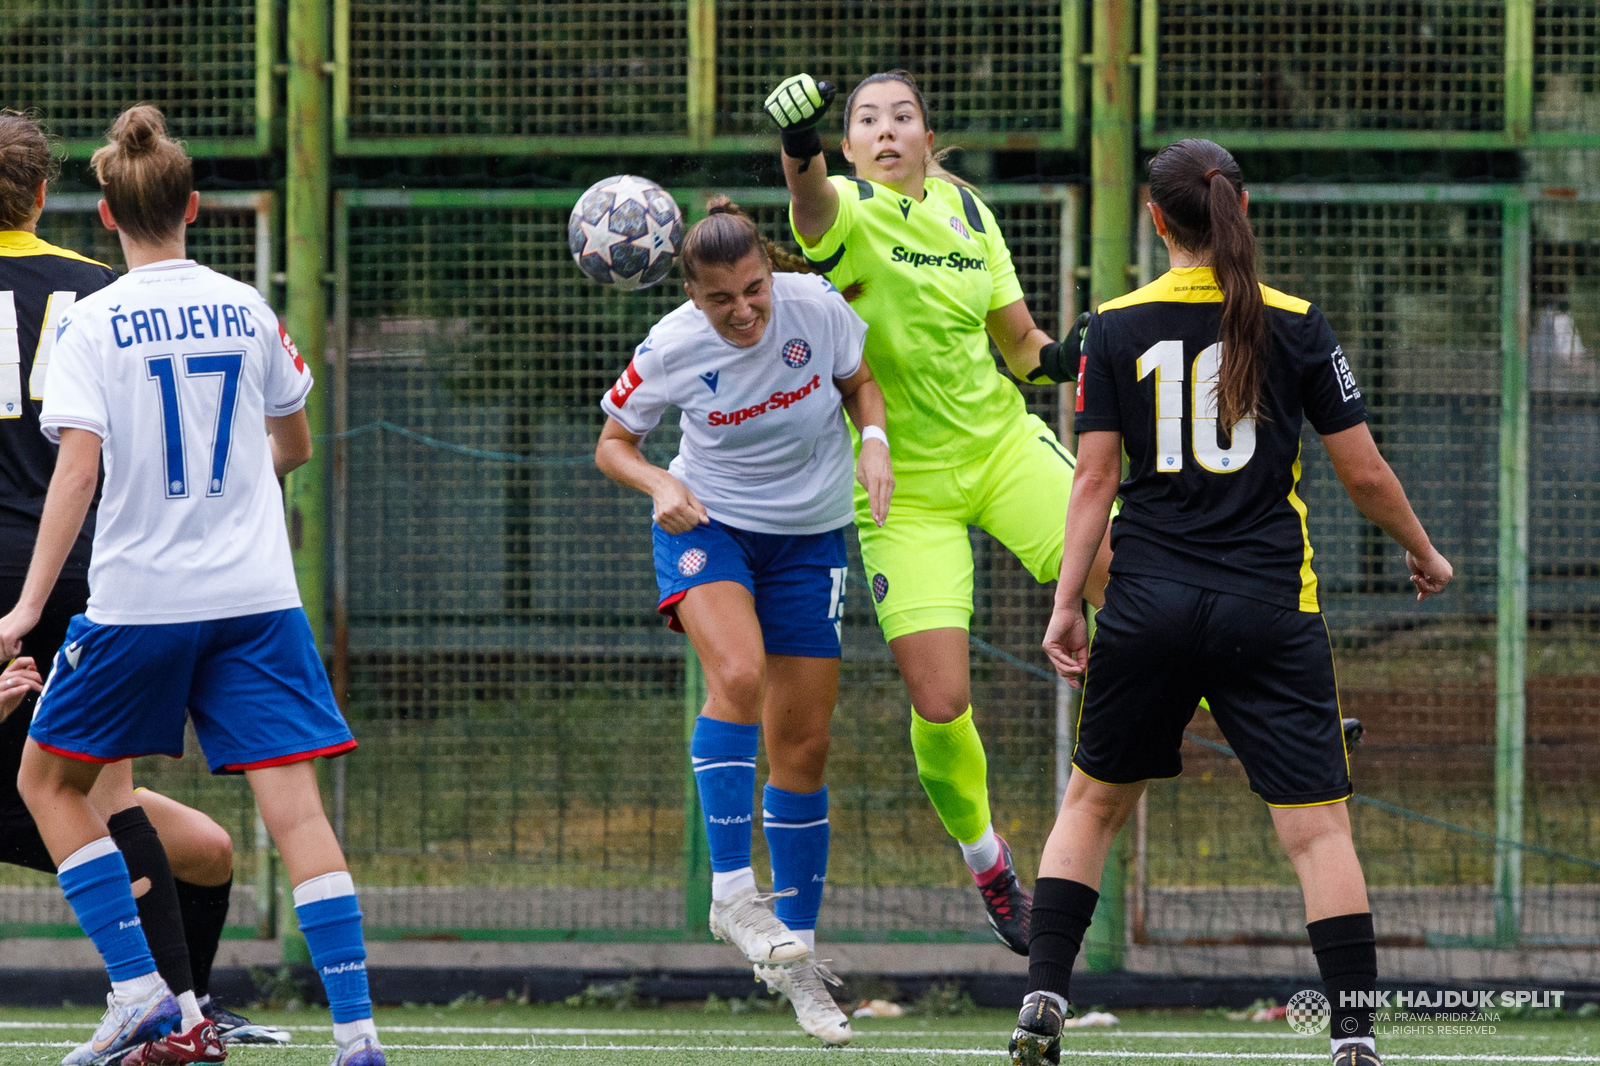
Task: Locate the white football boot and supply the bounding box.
[707,886,807,965]
[755,955,853,1046]
[61,988,179,1066]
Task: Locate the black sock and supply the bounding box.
[108,806,194,997]
[1027,877,1099,1000]
[1308,912,1378,1043]
[175,877,232,1000]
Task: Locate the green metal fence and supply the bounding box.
[0,0,272,157]
[333,0,1080,154]
[1143,1,1598,148]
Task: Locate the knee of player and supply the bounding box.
[175,816,236,886]
[777,728,831,778]
[708,660,766,714]
[1272,807,1352,861]
[16,746,82,808]
[908,694,969,725]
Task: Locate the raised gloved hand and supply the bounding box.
[764,74,837,161]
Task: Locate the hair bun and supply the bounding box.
[110,104,166,156]
[703,193,743,218]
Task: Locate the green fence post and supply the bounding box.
[1504,0,1533,145]
[687,0,717,146]
[282,0,331,967]
[684,642,713,939]
[1084,0,1135,973]
[1494,195,1531,948]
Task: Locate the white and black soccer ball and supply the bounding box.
[568,174,684,291]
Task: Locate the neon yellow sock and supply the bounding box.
[909,706,992,845]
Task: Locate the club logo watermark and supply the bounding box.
[1286,989,1570,1038]
[1286,990,1331,1034]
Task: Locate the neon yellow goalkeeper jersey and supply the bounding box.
[790,174,1028,471]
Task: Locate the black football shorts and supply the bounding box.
[1072,572,1352,807]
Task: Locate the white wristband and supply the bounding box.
[860,425,889,449]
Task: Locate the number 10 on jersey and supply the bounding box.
[1136,340,1257,472]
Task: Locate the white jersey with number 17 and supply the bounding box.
[40,259,312,625]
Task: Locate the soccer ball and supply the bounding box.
[568,174,684,291]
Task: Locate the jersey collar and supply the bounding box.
[129,258,198,273]
[0,230,48,254]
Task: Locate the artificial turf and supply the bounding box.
[1,1003,1596,1065]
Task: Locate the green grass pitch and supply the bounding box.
[1,1004,1597,1065]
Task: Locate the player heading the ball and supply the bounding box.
[1009,139,1452,1066]
[0,105,386,1066]
[768,69,1112,954]
[596,196,892,1046]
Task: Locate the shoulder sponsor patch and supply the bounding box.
[1330,345,1360,402]
[278,322,305,373]
[610,360,643,407]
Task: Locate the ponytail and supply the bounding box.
[682,194,863,301]
[1148,139,1266,432]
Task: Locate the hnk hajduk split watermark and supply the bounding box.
[1285,989,1567,1037]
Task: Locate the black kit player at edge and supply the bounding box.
[1008,140,1452,1066]
[0,235,116,824]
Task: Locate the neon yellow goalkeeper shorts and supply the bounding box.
[856,413,1076,641]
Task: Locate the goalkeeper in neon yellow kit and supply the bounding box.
[766,71,1112,952]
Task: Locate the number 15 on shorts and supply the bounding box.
[828,567,847,641]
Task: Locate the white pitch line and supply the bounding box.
[0,1020,1307,1039]
[1,1042,1597,1062]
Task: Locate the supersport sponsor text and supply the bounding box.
[708,374,824,427]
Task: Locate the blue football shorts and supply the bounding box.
[652,518,848,658]
[30,608,356,774]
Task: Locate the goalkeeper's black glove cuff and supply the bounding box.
[1026,341,1071,385]
[1025,312,1091,385]
[780,126,824,161]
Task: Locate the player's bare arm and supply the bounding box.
[0,656,43,723]
[594,417,708,535]
[985,299,1056,382]
[768,74,840,244]
[1321,422,1452,600]
[1043,430,1121,683]
[0,428,100,658]
[267,409,313,477]
[833,360,893,526]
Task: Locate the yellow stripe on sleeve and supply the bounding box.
[1286,443,1319,612]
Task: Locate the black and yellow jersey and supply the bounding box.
[1075,266,1367,613]
[0,230,117,578]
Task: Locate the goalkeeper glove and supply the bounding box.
[1026,311,1091,385]
[764,74,837,162]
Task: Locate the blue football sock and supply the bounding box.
[293,873,373,1024]
[57,838,159,983]
[690,716,759,880]
[763,784,830,933]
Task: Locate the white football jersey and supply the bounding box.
[601,272,869,535]
[40,259,312,625]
